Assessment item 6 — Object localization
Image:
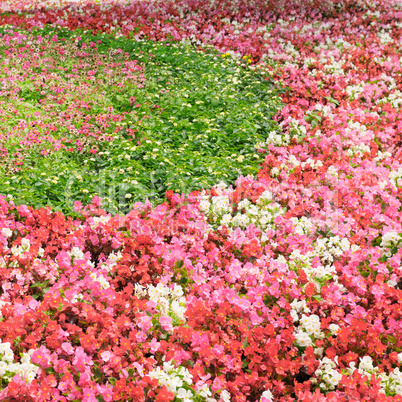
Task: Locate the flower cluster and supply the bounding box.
[148,361,198,401]
[0,342,39,385]
[199,181,286,233]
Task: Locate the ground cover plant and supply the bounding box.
[0,0,401,401]
[0,25,283,213]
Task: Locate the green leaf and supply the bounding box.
[93,367,102,379]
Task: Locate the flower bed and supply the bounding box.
[0,0,401,401]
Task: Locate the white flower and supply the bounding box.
[70,247,84,260]
[21,238,30,251]
[381,231,400,248]
[1,228,12,238]
[20,353,31,364]
[359,356,374,372]
[134,283,146,297]
[0,342,11,353]
[0,361,7,376]
[328,324,340,335]
[398,352,402,364]
[290,309,299,322]
[261,389,274,401]
[25,370,37,383]
[198,383,212,397]
[162,361,175,373]
[215,181,227,190]
[300,314,321,336]
[178,366,193,384]
[108,251,122,264]
[314,347,324,358]
[220,390,231,402]
[11,246,22,257]
[237,199,250,209]
[169,375,183,391]
[351,244,360,253]
[171,300,186,321]
[328,369,342,387]
[157,297,170,313]
[199,199,211,213]
[3,347,14,362]
[295,331,312,347]
[221,214,232,225]
[155,283,170,297]
[171,284,184,298]
[177,388,193,399]
[231,213,250,228]
[271,167,280,176]
[211,195,230,215]
[258,191,273,203]
[347,362,356,375]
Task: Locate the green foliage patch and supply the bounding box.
[0,26,284,214]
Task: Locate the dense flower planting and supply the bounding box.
[0,0,401,401]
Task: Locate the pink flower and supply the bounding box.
[28,298,39,310]
[150,338,160,353]
[267,281,280,297]
[61,342,74,355]
[73,347,93,373]
[82,388,97,402]
[31,346,52,368]
[58,329,70,340]
[133,362,144,377]
[136,331,147,342]
[99,385,113,402]
[17,205,30,217]
[74,201,83,213]
[138,315,153,332]
[211,376,224,392]
[191,333,209,349]
[101,351,112,362]
[13,303,26,316]
[371,284,384,301]
[78,372,91,387]
[250,312,264,326]
[159,315,173,332]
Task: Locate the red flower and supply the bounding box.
[305,282,316,297]
[7,381,20,397]
[155,386,175,402]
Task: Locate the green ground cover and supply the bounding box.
[0,26,284,214]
